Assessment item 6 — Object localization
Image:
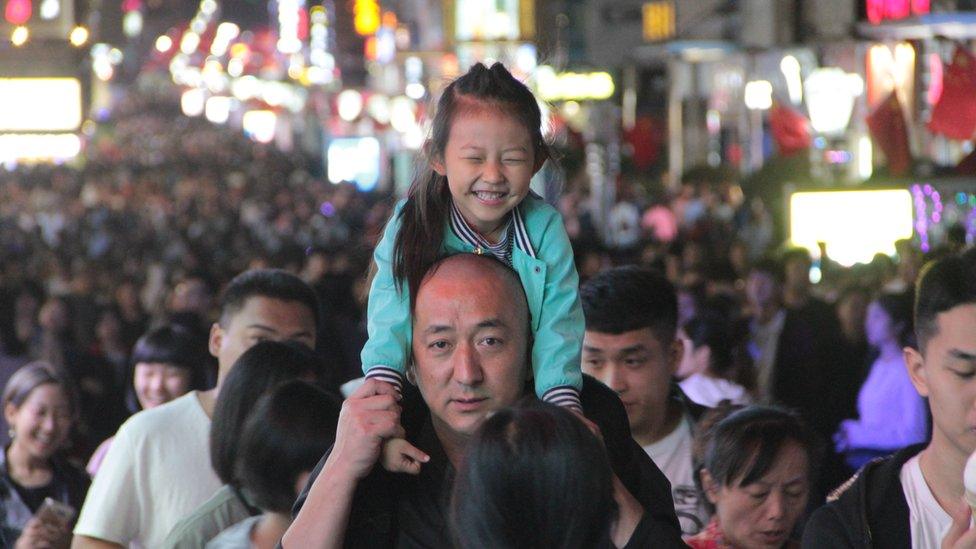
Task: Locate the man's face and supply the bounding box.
[209,296,317,380]
[411,264,529,440]
[906,303,976,459]
[582,327,679,440]
[747,271,781,311]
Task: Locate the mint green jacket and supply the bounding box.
[361,196,584,398]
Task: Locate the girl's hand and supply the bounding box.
[381,437,430,475]
[15,517,67,549]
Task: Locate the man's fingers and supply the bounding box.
[381,438,429,475]
[354,378,402,399]
[355,393,401,412]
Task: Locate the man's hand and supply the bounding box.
[942,499,976,549]
[330,378,409,480]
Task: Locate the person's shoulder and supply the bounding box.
[116,392,204,440]
[163,485,252,549]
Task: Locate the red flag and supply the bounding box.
[769,102,811,156]
[867,92,912,176]
[928,46,976,140]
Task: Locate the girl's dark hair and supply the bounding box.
[236,380,340,514]
[125,324,209,412]
[209,340,326,485]
[873,291,915,348]
[450,399,614,549]
[697,405,820,512]
[393,62,552,302]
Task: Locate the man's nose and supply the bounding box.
[453,341,484,386]
[606,365,627,393]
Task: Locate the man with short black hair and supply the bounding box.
[73,269,319,549]
[803,249,976,548]
[580,265,711,536]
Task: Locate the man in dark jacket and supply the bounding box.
[802,249,976,548]
[283,254,685,548]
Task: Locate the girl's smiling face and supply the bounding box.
[433,108,541,239]
[4,383,73,461]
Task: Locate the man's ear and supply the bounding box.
[208,322,223,359]
[904,346,930,398]
[700,469,720,505]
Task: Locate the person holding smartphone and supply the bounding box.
[1,362,89,548]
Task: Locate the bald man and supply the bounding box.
[284,254,684,548]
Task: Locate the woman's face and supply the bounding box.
[707,442,810,549]
[865,302,895,348]
[4,384,73,461]
[133,362,193,410]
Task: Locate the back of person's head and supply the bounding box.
[698,405,820,510]
[450,400,613,549]
[393,62,551,301]
[580,265,678,344]
[914,249,976,353]
[126,324,209,411]
[218,269,319,327]
[682,309,736,378]
[236,380,340,514]
[2,361,78,421]
[210,340,326,485]
[872,291,915,348]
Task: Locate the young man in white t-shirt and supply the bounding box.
[72,269,319,549]
[803,249,976,549]
[581,266,711,536]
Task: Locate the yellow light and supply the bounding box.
[642,1,675,42]
[11,26,29,47]
[230,43,249,58]
[535,66,615,102]
[354,0,380,35]
[0,78,83,132]
[69,26,90,47]
[790,190,913,267]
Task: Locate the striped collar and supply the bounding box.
[449,200,537,259]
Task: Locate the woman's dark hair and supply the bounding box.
[392,62,552,303]
[697,405,820,512]
[125,324,209,412]
[210,340,325,485]
[683,310,734,377]
[873,291,915,348]
[236,380,340,514]
[450,399,614,549]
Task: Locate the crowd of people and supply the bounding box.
[0,62,974,548]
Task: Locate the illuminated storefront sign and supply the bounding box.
[865,0,930,25]
[0,78,82,132]
[455,0,520,41]
[642,1,674,42]
[535,66,614,102]
[790,190,914,266]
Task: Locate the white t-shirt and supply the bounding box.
[900,455,952,549]
[642,417,710,536]
[74,391,222,548]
